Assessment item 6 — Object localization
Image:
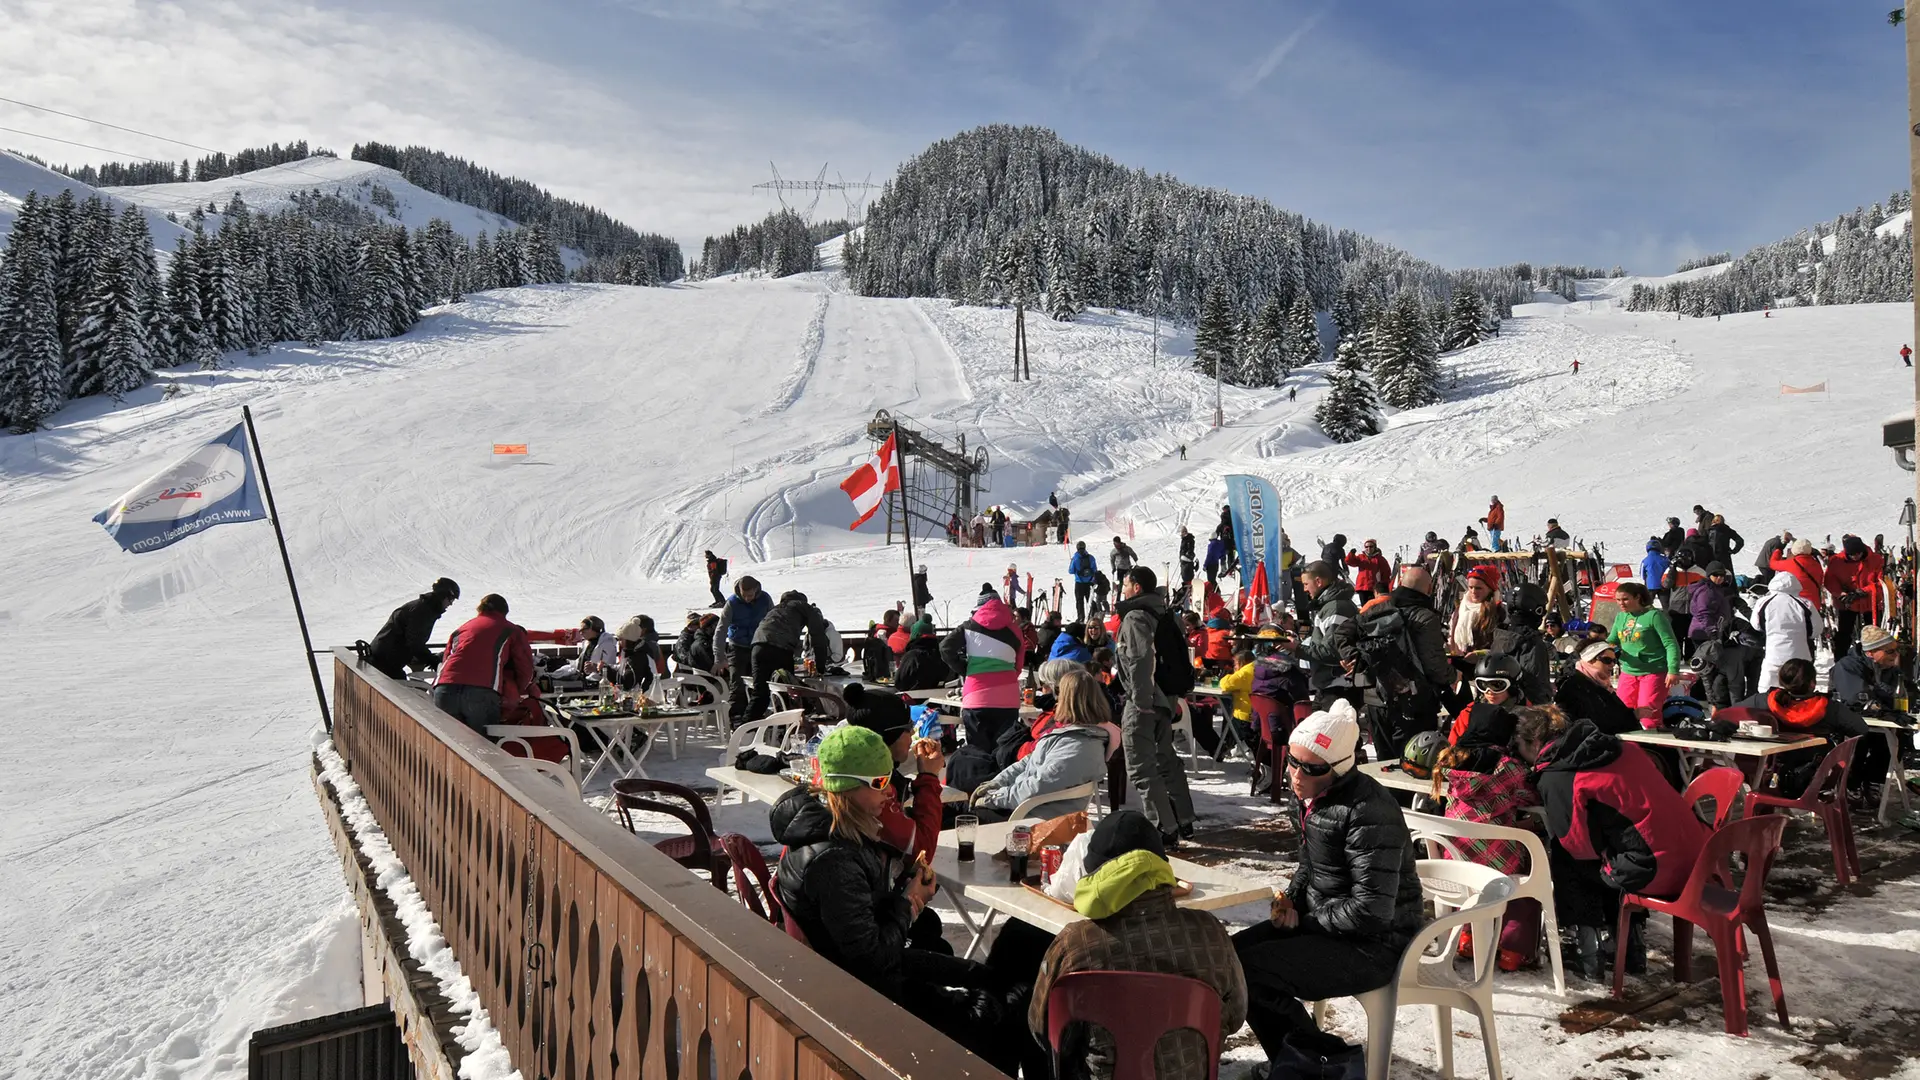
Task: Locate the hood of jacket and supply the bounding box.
[970,593,1014,630]
[770,785,832,847]
[1073,849,1178,920]
[1038,720,1123,758]
[1768,573,1802,598]
[1387,585,1433,611]
[1535,717,1622,775]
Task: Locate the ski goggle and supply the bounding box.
[1284,751,1350,777]
[825,773,891,791]
[1473,677,1512,695]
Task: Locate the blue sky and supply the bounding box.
[5,0,1910,271]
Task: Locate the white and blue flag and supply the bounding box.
[1225,473,1284,603]
[93,422,267,554]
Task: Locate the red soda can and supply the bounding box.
[1039,845,1064,885]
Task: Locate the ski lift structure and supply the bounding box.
[865,410,988,546]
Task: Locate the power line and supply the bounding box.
[0,95,222,154]
[0,125,170,163]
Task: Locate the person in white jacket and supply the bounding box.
[1750,573,1817,692]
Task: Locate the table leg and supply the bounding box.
[962,909,999,961]
[579,727,624,790]
[1879,729,1910,826]
[939,882,981,950]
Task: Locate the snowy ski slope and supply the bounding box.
[2,269,1917,1079]
[0,149,192,251]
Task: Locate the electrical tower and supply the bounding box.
[755,163,881,222]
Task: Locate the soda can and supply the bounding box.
[1039,845,1064,885]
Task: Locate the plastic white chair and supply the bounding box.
[672,669,732,738]
[718,709,804,766]
[1404,809,1566,997]
[1312,865,1516,1080]
[1009,779,1100,821]
[488,725,585,795]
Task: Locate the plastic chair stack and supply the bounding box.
[1043,970,1224,1080]
[1612,814,1789,1037]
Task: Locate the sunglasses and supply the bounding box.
[1284,751,1350,777]
[825,773,892,791]
[1473,677,1512,694]
[1592,655,1620,667]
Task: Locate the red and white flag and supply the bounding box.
[839,433,901,529]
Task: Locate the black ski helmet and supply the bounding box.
[1509,583,1547,614]
[1473,652,1523,681]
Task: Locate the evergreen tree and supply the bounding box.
[1315,334,1379,443]
[1373,292,1441,410]
[1443,288,1484,351]
[0,194,68,430]
[1193,285,1237,380]
[1245,296,1287,387]
[1286,292,1320,369]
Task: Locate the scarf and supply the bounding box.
[1766,689,1828,731]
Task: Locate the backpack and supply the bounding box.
[1152,609,1197,698]
[1354,601,1425,698]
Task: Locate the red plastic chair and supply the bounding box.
[1683,766,1747,828]
[611,778,731,889]
[1613,814,1789,1036]
[719,833,783,926]
[1744,735,1861,885]
[1044,971,1223,1080]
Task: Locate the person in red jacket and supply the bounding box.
[1525,711,1706,981]
[1481,496,1507,550]
[1343,539,1392,599]
[1824,534,1884,651]
[1768,538,1826,611]
[434,593,537,735]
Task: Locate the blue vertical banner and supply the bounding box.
[93,422,266,553]
[1224,474,1284,602]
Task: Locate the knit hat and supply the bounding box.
[1861,626,1898,654]
[1467,565,1499,588]
[911,616,936,637]
[978,584,998,604]
[616,615,648,642]
[815,725,894,793]
[844,684,912,744]
[1083,808,1166,873]
[1579,640,1617,663]
[1289,698,1360,774]
[1790,538,1815,557]
[1705,561,1728,576]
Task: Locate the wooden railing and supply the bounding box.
[328,650,1005,1080]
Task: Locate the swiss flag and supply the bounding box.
[839,433,901,529]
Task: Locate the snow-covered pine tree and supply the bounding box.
[1193,285,1236,379]
[1246,296,1287,387]
[469,232,497,293]
[1286,291,1319,369]
[1443,288,1484,351]
[60,196,118,396]
[0,195,69,430]
[81,239,153,399]
[525,225,566,284]
[1315,333,1379,443]
[1331,282,1363,343]
[1373,292,1441,410]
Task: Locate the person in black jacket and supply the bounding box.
[1300,561,1361,705]
[704,550,728,608]
[1705,515,1744,570]
[366,578,460,680]
[1827,627,1907,797]
[1358,566,1456,760]
[893,619,950,691]
[1233,698,1423,1071]
[1660,517,1686,556]
[1491,583,1555,706]
[911,564,933,617]
[1554,641,1641,735]
[773,726,1032,1075]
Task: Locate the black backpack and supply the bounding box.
[1152,609,1197,698]
[1354,602,1425,698]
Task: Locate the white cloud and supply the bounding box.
[0,0,893,252]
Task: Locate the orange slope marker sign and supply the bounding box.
[493,443,529,456]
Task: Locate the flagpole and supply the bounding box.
[897,432,918,611]
[242,405,333,732]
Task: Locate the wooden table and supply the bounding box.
[930,820,1271,958]
[704,766,970,807]
[1867,717,1914,825]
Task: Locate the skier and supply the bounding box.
[1056,503,1071,544]
[1570,359,1580,375]
[1218,504,1238,573]
[1068,541,1098,622]
[1904,344,1913,368]
[1288,386,1296,403]
[912,564,932,617]
[1109,535,1138,584]
[704,549,728,608]
[1544,518,1571,548]
[1049,490,1059,509]
[1178,525,1198,595]
[1481,496,1506,551]
[1178,444,1187,460]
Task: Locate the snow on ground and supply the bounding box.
[1565,264,1733,310]
[0,148,193,251]
[101,155,584,266]
[4,270,1919,1079]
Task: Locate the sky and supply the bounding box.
[0,0,1909,272]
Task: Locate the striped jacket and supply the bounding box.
[436,612,536,707]
[940,595,1026,709]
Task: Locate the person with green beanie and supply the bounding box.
[1030,810,1247,1078]
[893,616,952,692]
[772,726,1035,1075]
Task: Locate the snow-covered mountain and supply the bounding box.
[0,149,192,251]
[100,154,584,265]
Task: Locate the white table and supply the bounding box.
[1355,758,1436,797]
[1619,728,1824,787]
[930,820,1270,958]
[568,708,705,788]
[704,765,970,807]
[1867,717,1914,825]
